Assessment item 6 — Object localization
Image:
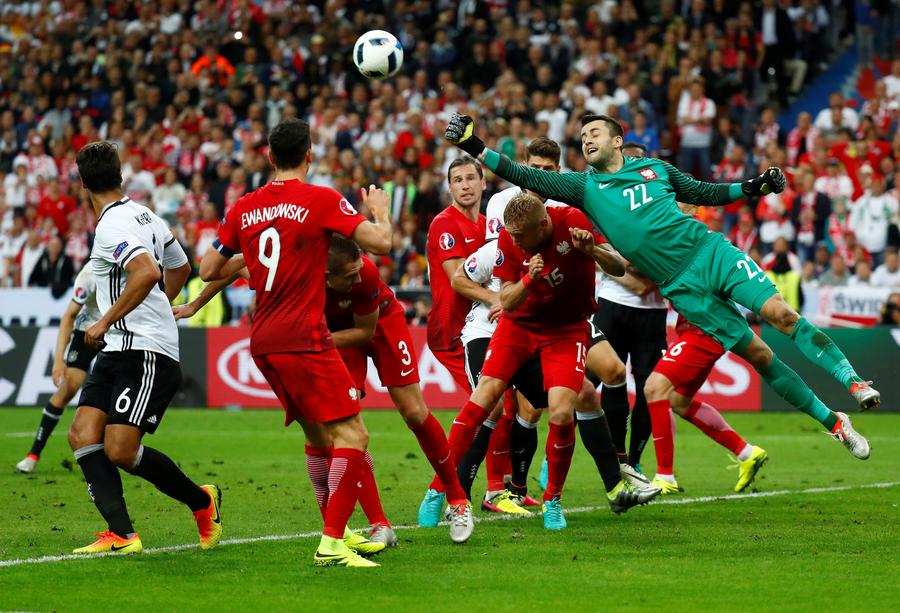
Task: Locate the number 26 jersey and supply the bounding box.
[216,179,367,355]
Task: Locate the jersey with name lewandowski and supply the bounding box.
[216,179,367,356]
[325,256,402,332]
[493,204,599,330]
[425,204,485,351]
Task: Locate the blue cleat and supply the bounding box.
[538,457,548,491]
[541,496,567,530]
[417,489,446,527]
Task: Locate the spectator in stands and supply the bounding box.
[4,160,32,209]
[756,176,796,254]
[153,168,187,223]
[762,237,802,273]
[28,235,73,298]
[730,210,759,254]
[849,259,874,286]
[880,292,900,325]
[850,173,898,266]
[36,178,76,237]
[872,247,900,287]
[758,0,797,108]
[12,136,58,181]
[400,256,427,289]
[815,158,855,206]
[676,77,716,180]
[765,247,802,310]
[786,111,819,167]
[64,214,90,272]
[814,92,860,134]
[0,211,27,286]
[625,111,660,158]
[17,229,44,289]
[801,259,819,288]
[819,253,850,286]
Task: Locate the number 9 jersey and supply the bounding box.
[215,179,367,356]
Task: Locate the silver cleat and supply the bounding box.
[608,481,662,514]
[831,412,870,460]
[850,381,881,411]
[448,502,474,544]
[620,463,653,489]
[368,524,398,548]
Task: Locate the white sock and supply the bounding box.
[737,444,754,462]
[483,420,497,430]
[655,473,676,484]
[515,415,538,429]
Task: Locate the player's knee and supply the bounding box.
[643,374,667,402]
[576,381,599,412]
[399,402,428,427]
[472,376,505,408]
[104,439,138,468]
[604,360,627,387]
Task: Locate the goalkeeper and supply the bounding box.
[444,111,877,459]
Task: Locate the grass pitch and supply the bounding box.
[1,408,898,612]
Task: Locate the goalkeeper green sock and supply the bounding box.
[789,317,862,390]
[757,355,838,430]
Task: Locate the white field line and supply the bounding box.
[1,481,896,568]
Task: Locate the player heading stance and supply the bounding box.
[16,265,100,473]
[201,118,393,567]
[67,142,221,555]
[444,111,873,460]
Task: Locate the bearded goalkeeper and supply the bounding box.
[444,111,877,460]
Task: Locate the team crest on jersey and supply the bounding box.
[488,217,503,235]
[439,232,455,250]
[349,387,359,400]
[339,198,357,216]
[67,349,77,363]
[75,286,87,300]
[466,255,478,274]
[113,241,129,259]
[556,240,570,255]
[339,299,352,309]
[639,168,658,181]
[495,249,504,266]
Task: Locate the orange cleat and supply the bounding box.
[193,484,223,550]
[73,530,142,554]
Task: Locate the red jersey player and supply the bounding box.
[324,236,473,543]
[198,118,395,568]
[425,156,487,390]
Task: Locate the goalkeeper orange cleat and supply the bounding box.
[73,530,142,555]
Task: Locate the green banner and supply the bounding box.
[761,326,900,412]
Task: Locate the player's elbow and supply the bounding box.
[198,261,217,283]
[368,235,391,256]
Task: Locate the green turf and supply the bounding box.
[1,407,898,612]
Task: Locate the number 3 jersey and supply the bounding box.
[216,179,367,356]
[92,197,188,360]
[493,205,599,331]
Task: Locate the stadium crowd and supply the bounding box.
[0,0,898,316]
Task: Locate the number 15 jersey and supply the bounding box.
[216,179,367,356]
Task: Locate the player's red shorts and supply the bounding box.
[253,349,359,426]
[338,309,420,393]
[432,343,471,393]
[481,318,588,392]
[653,326,726,396]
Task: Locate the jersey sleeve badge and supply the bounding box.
[113,241,129,259]
[639,168,658,181]
[339,198,357,215]
[495,249,504,266]
[439,232,455,250]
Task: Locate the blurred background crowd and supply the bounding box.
[0,0,898,325]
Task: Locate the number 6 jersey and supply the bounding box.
[216,179,367,355]
[92,196,188,360]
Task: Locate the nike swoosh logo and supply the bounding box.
[575,366,584,373]
[438,452,451,464]
[452,420,466,426]
[465,238,476,243]
[661,356,676,362]
[110,543,131,552]
[816,350,824,358]
[553,442,575,449]
[400,368,415,377]
[652,437,664,442]
[491,451,509,456]
[523,260,531,266]
[598,182,611,189]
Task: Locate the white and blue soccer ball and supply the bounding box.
[353,30,403,80]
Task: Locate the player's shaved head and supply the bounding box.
[504,193,545,231]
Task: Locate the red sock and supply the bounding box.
[356,450,389,527]
[485,410,513,491]
[647,400,675,475]
[428,400,489,492]
[305,444,332,520]
[412,413,468,504]
[683,400,747,455]
[543,421,576,501]
[323,448,366,539]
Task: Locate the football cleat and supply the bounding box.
[734,446,768,492]
[849,381,880,411]
[314,538,379,568]
[650,476,683,495]
[620,463,652,488]
[538,457,548,491]
[831,412,870,460]
[448,501,475,543]
[541,496,567,530]
[482,490,530,515]
[15,454,39,474]
[344,527,387,556]
[368,524,398,548]
[607,479,661,513]
[193,484,223,550]
[417,489,446,527]
[519,493,542,508]
[73,530,142,555]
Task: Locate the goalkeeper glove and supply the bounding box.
[444,113,486,158]
[742,167,787,198]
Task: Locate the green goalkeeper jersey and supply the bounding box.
[483,149,745,284]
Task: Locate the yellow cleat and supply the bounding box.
[193,484,223,550]
[344,526,387,557]
[73,530,142,555]
[482,490,530,515]
[650,476,683,495]
[314,536,380,568]
[734,446,768,492]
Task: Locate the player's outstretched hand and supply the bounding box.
[361,184,390,221]
[527,254,545,280]
[51,361,66,387]
[742,167,787,198]
[569,227,595,253]
[172,303,197,320]
[444,112,486,158]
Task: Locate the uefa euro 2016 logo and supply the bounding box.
[439,232,455,250]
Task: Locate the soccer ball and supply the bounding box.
[353,30,403,80]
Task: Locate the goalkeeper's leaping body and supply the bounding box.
[444,110,878,460]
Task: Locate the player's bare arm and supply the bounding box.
[451,261,502,323]
[499,255,543,311]
[173,268,247,320]
[85,252,161,348]
[569,228,625,277]
[164,261,192,302]
[52,300,81,386]
[331,308,379,348]
[199,248,247,282]
[350,185,392,255]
